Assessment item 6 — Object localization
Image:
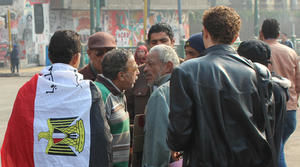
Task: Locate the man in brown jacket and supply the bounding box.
[260,18,300,167]
[79,32,116,81]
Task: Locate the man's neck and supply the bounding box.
[263,38,278,44]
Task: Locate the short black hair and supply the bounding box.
[237,40,271,66]
[102,49,132,81]
[261,18,280,39]
[147,23,174,42]
[48,30,81,64]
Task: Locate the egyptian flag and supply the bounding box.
[1,64,112,167]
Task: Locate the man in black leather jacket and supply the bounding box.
[167,6,273,167]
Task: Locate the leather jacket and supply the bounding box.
[167,45,272,167]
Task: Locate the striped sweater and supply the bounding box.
[95,74,130,167]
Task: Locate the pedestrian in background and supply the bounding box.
[280,32,294,49]
[10,44,20,73]
[167,6,273,166]
[79,32,116,81]
[260,18,300,167]
[134,45,148,65]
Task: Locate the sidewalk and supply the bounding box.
[0,65,44,77]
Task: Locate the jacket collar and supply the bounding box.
[205,44,237,55]
[95,74,123,96]
[154,73,171,87]
[206,44,255,69]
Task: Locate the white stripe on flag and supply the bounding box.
[33,76,92,167]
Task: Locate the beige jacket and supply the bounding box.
[265,39,300,110]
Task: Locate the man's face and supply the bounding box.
[149,32,174,48]
[144,51,166,86]
[122,55,140,90]
[184,46,200,61]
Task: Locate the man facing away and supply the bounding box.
[79,32,116,81]
[167,6,273,167]
[1,30,112,167]
[260,18,300,167]
[142,44,180,167]
[94,49,139,167]
[238,39,291,167]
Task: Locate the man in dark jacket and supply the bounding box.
[167,6,273,167]
[238,39,291,167]
[10,44,20,73]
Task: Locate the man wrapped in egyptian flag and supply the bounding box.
[1,30,113,167]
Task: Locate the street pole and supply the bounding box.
[177,0,184,58]
[7,9,12,52]
[254,0,259,38]
[90,0,95,35]
[95,0,101,32]
[143,0,148,41]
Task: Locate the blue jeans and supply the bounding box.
[279,110,297,167]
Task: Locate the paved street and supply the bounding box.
[0,66,300,166]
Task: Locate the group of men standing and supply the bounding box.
[1,5,299,167]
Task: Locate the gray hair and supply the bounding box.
[149,44,180,67]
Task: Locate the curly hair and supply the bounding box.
[48,30,81,64]
[202,6,241,44]
[102,49,132,81]
[261,18,280,39]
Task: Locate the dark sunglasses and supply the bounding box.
[95,47,115,57]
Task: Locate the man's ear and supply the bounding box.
[70,53,81,68]
[117,71,125,81]
[202,26,212,49]
[164,61,174,74]
[259,31,264,40]
[231,34,239,44]
[87,49,93,58]
[171,38,175,47]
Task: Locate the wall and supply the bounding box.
[103,10,189,47]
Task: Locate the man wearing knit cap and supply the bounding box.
[184,32,206,60]
[79,32,116,81]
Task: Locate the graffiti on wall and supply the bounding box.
[103,10,189,47]
[49,10,90,44]
[49,10,74,33]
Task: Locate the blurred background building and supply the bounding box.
[0,0,299,67]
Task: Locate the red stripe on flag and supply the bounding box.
[1,74,38,167]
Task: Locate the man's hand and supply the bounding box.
[171,151,182,161]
